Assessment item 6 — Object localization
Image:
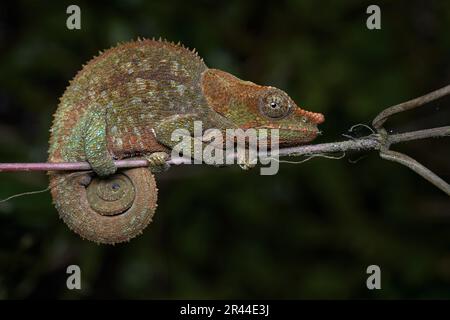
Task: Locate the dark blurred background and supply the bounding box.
[0,0,449,299]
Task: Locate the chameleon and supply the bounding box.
[48,38,325,244]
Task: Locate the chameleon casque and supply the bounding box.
[48,38,324,244]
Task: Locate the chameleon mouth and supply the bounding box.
[257,125,319,135]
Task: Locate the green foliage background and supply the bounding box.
[0,0,449,299]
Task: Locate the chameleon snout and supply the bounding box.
[294,108,325,125]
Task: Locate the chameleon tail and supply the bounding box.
[49,167,157,244]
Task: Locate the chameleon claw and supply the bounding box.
[237,153,256,170]
[145,152,170,173]
[239,162,256,170]
[89,157,117,177]
[78,174,92,186]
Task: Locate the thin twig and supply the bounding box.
[372,84,450,130]
[387,126,450,145]
[380,149,450,195]
[0,159,148,172]
[277,135,380,157]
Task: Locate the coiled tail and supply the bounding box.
[49,167,158,244]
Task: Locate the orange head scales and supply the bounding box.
[201,69,324,146]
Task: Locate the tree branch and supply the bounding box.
[0,85,449,195]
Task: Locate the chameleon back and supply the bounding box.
[49,39,208,163]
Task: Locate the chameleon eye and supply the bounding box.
[259,91,292,119]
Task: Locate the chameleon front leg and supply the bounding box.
[84,106,117,177]
[153,114,255,169]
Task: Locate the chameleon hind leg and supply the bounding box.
[84,106,117,177]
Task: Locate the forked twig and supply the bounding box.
[370,84,450,196]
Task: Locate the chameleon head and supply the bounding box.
[202,69,324,146]
[254,87,324,145]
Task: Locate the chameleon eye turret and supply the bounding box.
[48,38,324,244]
[259,89,293,119]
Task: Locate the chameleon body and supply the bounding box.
[48,39,324,244]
